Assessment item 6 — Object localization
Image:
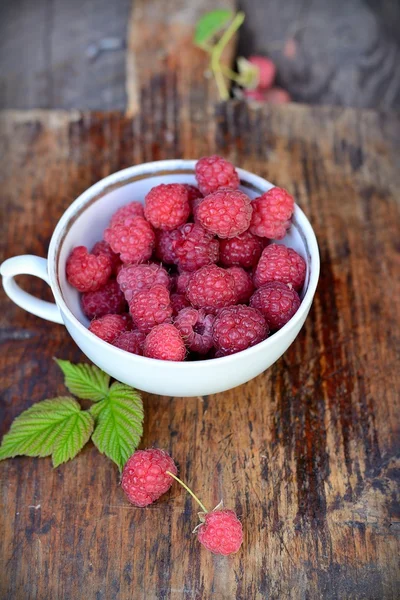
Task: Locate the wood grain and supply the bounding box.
[0,104,399,599]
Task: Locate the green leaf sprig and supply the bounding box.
[0,359,144,471]
[194,10,249,101]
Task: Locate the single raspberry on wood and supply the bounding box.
[81,280,127,319]
[213,305,268,356]
[121,449,178,507]
[219,231,263,268]
[170,293,191,316]
[174,223,219,272]
[109,201,144,228]
[249,187,294,239]
[250,281,300,330]
[187,265,237,310]
[129,284,172,333]
[66,246,112,292]
[254,243,306,291]
[143,323,186,361]
[104,216,155,264]
[154,229,181,264]
[226,267,255,303]
[195,155,240,196]
[117,263,170,302]
[174,307,215,354]
[197,189,253,239]
[112,330,146,355]
[197,509,243,556]
[88,313,128,343]
[144,184,190,230]
[92,240,122,275]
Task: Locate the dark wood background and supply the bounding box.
[0,1,399,599]
[1,0,400,111]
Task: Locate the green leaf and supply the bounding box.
[0,397,94,466]
[55,359,110,401]
[90,382,144,471]
[194,10,233,47]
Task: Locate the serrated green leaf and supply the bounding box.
[55,359,110,401]
[194,10,233,47]
[0,397,92,465]
[52,410,94,468]
[90,382,144,471]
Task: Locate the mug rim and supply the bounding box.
[48,159,320,368]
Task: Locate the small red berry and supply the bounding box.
[175,271,192,294]
[197,189,253,239]
[195,155,240,196]
[112,330,146,355]
[66,246,112,292]
[109,201,144,228]
[81,280,127,319]
[187,265,237,311]
[154,229,181,264]
[104,216,155,264]
[197,509,243,556]
[117,263,170,302]
[170,292,191,316]
[248,55,276,89]
[143,323,186,361]
[250,187,294,239]
[88,313,128,343]
[121,449,178,507]
[129,284,172,333]
[174,222,219,272]
[144,184,190,230]
[254,244,306,291]
[226,267,255,303]
[250,282,301,330]
[213,305,268,356]
[92,240,122,275]
[219,231,263,268]
[174,307,215,354]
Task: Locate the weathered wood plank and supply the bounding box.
[0,104,399,599]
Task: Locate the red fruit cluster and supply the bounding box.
[66,156,305,360]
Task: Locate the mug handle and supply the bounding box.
[1,255,64,324]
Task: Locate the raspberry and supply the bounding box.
[219,231,263,268]
[88,313,128,343]
[213,305,268,356]
[104,216,155,264]
[254,244,306,291]
[144,184,190,230]
[117,263,170,302]
[143,323,186,361]
[129,284,172,333]
[170,292,191,316]
[250,282,301,330]
[81,280,127,319]
[248,55,276,89]
[197,189,253,239]
[121,449,178,507]
[174,223,219,272]
[66,246,112,292]
[154,229,181,264]
[197,510,243,555]
[175,271,192,294]
[249,187,294,239]
[226,267,254,303]
[183,184,203,215]
[109,201,144,228]
[92,240,122,275]
[112,330,146,355]
[195,155,240,196]
[187,265,237,310]
[175,307,215,354]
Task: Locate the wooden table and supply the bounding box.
[1,8,399,597]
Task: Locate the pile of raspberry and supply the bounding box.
[66,155,306,361]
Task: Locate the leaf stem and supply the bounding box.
[210,11,246,101]
[166,471,208,513]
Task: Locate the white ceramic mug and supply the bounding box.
[1,160,320,397]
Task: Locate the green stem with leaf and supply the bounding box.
[210,11,245,101]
